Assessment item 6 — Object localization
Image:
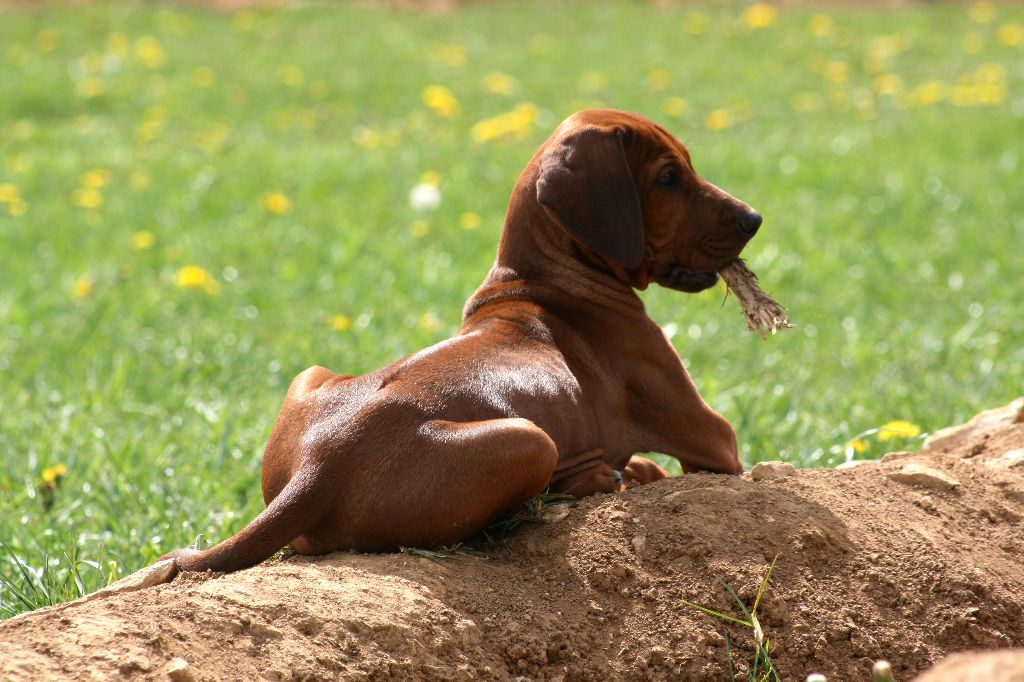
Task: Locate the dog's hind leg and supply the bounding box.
[302,417,559,553]
[160,465,330,574]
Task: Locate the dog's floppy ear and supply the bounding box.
[536,125,645,269]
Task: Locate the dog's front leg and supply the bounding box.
[630,361,743,475]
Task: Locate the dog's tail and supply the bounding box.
[164,467,323,574]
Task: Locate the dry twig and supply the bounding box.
[719,260,793,338]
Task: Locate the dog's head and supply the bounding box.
[535,109,761,292]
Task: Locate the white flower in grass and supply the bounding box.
[409,183,441,211]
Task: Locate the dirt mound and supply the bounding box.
[2,399,1023,681]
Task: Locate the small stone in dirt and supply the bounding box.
[751,461,796,481]
[985,449,1024,470]
[881,451,916,463]
[887,464,961,491]
[631,534,646,557]
[836,459,877,470]
[914,495,936,511]
[80,558,178,604]
[166,658,195,682]
[540,503,571,523]
[249,622,283,639]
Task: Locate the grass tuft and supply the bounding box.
[0,535,106,617]
[680,554,781,681]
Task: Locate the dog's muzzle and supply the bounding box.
[656,262,720,292]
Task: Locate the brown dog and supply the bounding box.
[163,109,761,573]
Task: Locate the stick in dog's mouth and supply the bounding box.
[718,260,793,338]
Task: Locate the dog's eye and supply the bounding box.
[656,167,680,188]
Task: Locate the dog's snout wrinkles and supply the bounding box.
[737,209,762,237]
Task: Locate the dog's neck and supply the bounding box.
[462,169,647,323]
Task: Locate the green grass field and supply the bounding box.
[2,1,1022,616]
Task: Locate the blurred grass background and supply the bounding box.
[1,1,1022,615]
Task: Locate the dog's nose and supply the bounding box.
[737,209,762,236]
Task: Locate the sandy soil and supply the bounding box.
[1,398,1022,681]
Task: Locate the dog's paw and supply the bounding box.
[156,548,202,573]
[553,462,624,497]
[623,456,670,485]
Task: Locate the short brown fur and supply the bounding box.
[162,110,762,573]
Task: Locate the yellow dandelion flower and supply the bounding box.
[7,154,33,174]
[5,199,27,217]
[106,32,130,58]
[80,169,111,190]
[877,420,921,441]
[742,3,777,30]
[130,171,152,191]
[73,188,103,209]
[194,122,232,151]
[295,109,316,130]
[145,105,167,123]
[808,14,833,37]
[704,109,732,130]
[824,61,849,84]
[174,265,219,294]
[0,183,20,204]
[353,127,382,149]
[81,52,102,74]
[41,464,67,484]
[969,1,996,24]
[873,73,902,96]
[1,184,27,216]
[72,275,94,299]
[262,192,291,215]
[422,85,458,118]
[470,103,539,144]
[135,119,164,144]
[684,12,709,35]
[976,62,1006,84]
[419,171,441,187]
[663,97,689,117]
[419,311,442,332]
[134,36,166,69]
[330,314,352,331]
[906,80,948,108]
[411,220,430,238]
[843,438,869,454]
[277,64,304,88]
[646,68,670,92]
[459,211,481,230]
[232,10,256,32]
[427,43,467,67]
[35,30,58,53]
[997,23,1024,46]
[77,77,104,99]
[192,67,215,88]
[482,72,518,96]
[977,83,1005,105]
[132,231,155,250]
[951,84,980,107]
